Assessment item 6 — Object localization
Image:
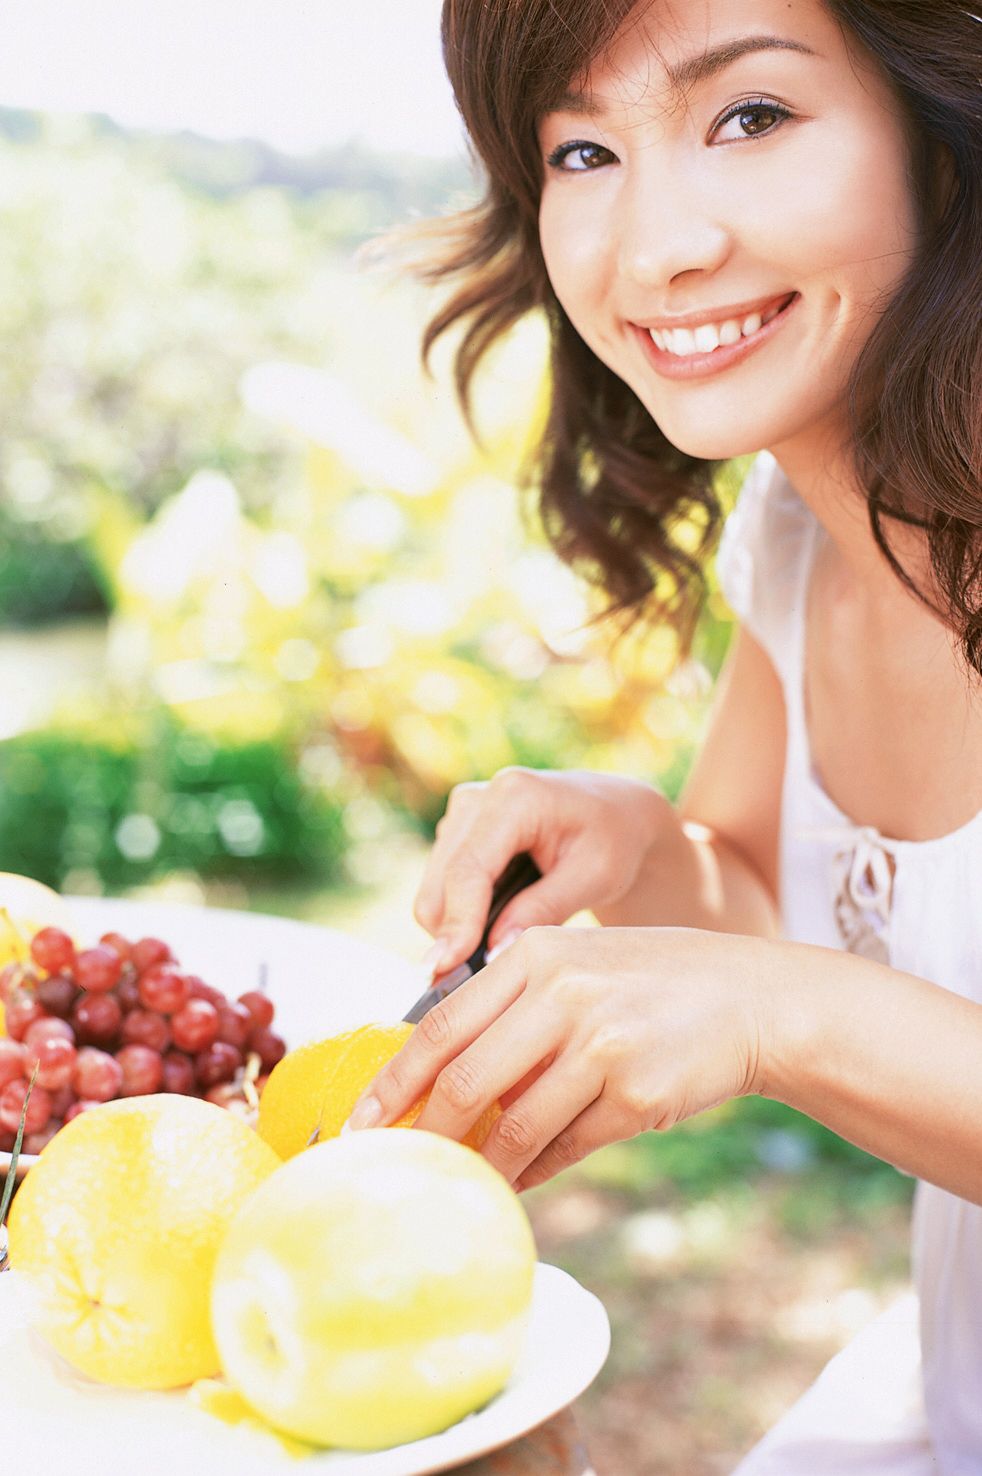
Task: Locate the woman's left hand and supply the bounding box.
[345,925,777,1190]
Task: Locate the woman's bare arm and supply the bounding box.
[596,625,784,937]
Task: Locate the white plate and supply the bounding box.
[3,894,424,1178]
[0,897,612,1470]
[0,1262,609,1474]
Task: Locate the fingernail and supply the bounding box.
[422,939,450,976]
[345,1095,382,1131]
[486,927,523,963]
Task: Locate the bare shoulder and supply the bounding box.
[679,626,786,906]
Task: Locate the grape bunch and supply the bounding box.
[0,927,286,1155]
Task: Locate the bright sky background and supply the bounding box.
[0,0,466,158]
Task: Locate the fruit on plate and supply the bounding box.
[7,1093,280,1387]
[0,918,287,1154]
[256,1021,501,1159]
[211,1129,536,1449]
[0,873,76,1036]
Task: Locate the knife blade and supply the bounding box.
[401,851,541,1024]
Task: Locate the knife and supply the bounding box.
[401,852,541,1024]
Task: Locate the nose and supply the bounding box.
[615,159,731,289]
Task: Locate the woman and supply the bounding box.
[349,2,982,1468]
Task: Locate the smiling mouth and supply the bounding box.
[636,292,799,377]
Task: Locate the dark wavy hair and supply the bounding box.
[410,0,982,669]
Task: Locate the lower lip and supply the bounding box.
[636,294,799,381]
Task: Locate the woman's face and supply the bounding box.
[537,0,919,462]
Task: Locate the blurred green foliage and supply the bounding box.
[0,719,346,892]
[0,108,732,890]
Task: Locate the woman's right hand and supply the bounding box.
[414,768,673,975]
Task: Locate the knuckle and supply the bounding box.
[543,1128,584,1172]
[490,1110,539,1160]
[489,765,535,800]
[446,781,483,817]
[435,1056,484,1115]
[609,1074,655,1125]
[416,1001,454,1051]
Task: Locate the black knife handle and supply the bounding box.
[401,852,542,1025]
[463,851,542,974]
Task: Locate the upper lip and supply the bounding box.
[632,292,795,331]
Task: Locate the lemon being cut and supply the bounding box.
[211,1129,536,1450]
[257,1021,500,1158]
[7,1093,280,1388]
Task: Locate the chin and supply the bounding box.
[646,416,771,462]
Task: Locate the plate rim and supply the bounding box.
[0,1261,610,1474]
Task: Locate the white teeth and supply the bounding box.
[693,323,720,353]
[648,300,787,357]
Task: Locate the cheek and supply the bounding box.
[755,123,917,314]
[539,195,611,331]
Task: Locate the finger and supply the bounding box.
[345,942,531,1129]
[428,772,562,970]
[478,1054,603,1186]
[413,787,485,936]
[412,997,562,1143]
[513,1096,617,1192]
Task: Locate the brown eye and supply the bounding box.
[546,140,616,172]
[739,106,782,136]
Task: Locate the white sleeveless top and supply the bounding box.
[718,454,982,1475]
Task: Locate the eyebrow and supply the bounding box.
[552,35,817,114]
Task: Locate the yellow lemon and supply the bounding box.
[211,1129,536,1450]
[7,1094,280,1388]
[257,1021,500,1158]
[0,872,76,1035]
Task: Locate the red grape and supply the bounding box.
[171,999,219,1053]
[24,1035,77,1092]
[36,972,79,1018]
[121,1010,172,1053]
[75,945,123,993]
[65,1099,100,1122]
[4,988,45,1041]
[185,975,225,1008]
[195,1041,241,1088]
[247,1026,286,1072]
[138,965,189,1015]
[71,993,122,1049]
[131,937,172,973]
[0,1127,16,1152]
[30,926,75,975]
[47,1083,75,1120]
[0,1039,28,1089]
[24,1016,75,1048]
[73,1048,124,1102]
[99,931,133,963]
[215,1000,252,1049]
[238,990,275,1030]
[115,975,141,1014]
[117,1044,164,1096]
[161,1051,196,1095]
[0,1078,53,1135]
